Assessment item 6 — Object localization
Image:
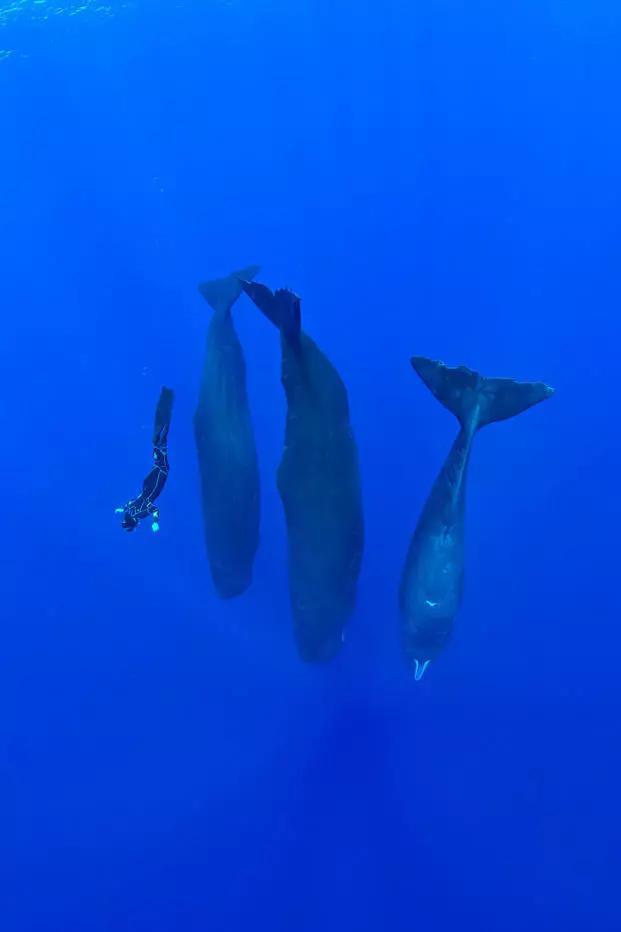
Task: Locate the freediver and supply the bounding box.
[115,386,175,533]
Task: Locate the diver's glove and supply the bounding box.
[115,506,139,532]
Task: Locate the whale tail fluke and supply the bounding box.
[411,356,554,429]
[476,374,555,427]
[240,280,301,342]
[198,265,261,315]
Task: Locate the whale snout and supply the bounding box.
[413,659,431,681]
[211,565,253,600]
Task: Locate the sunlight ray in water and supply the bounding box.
[0,0,121,28]
[0,0,132,57]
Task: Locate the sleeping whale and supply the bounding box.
[241,280,364,662]
[194,266,261,598]
[400,356,554,680]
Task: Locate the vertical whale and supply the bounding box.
[194,266,261,598]
[400,357,554,680]
[241,280,364,662]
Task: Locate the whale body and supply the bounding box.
[242,280,364,662]
[400,356,554,680]
[194,266,261,598]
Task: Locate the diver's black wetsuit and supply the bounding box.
[117,387,174,532]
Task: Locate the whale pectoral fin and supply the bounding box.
[414,659,431,682]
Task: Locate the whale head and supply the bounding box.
[413,658,431,681]
[211,562,253,600]
[296,624,345,663]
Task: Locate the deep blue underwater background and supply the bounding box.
[2,1,621,930]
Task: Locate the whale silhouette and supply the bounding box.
[400,356,554,680]
[241,280,364,662]
[194,266,261,598]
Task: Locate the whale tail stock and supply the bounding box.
[240,279,301,342]
[410,356,554,430]
[198,265,261,315]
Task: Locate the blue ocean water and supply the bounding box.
[2,1,620,929]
